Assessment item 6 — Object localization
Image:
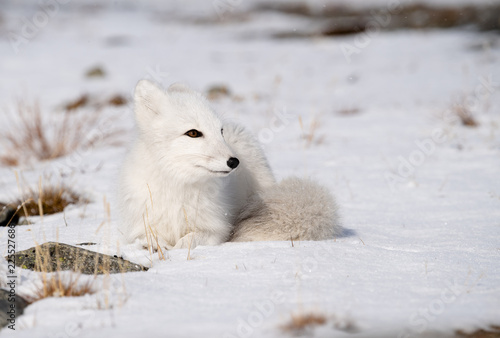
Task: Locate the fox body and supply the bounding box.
[118,80,342,250]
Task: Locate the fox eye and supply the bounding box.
[221,128,224,136]
[185,129,203,138]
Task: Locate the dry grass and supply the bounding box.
[24,241,97,304]
[22,243,124,309]
[206,84,231,101]
[280,311,327,333]
[108,94,127,106]
[182,207,195,261]
[142,184,167,263]
[298,116,325,147]
[452,101,479,127]
[27,272,97,303]
[65,93,128,111]
[64,94,89,111]
[85,66,106,78]
[280,309,358,335]
[14,180,87,218]
[337,107,361,116]
[0,99,119,167]
[457,326,500,338]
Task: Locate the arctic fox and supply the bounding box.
[118,80,341,250]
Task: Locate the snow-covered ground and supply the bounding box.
[0,1,499,337]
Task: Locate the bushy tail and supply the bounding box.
[230,177,342,242]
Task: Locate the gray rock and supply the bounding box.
[0,204,18,227]
[7,242,148,275]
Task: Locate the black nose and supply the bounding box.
[227,157,239,169]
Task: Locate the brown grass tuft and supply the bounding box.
[280,310,358,335]
[280,311,327,333]
[298,116,325,147]
[337,107,361,116]
[27,272,96,303]
[206,84,231,101]
[108,94,127,106]
[65,94,89,112]
[452,101,479,127]
[0,99,119,167]
[457,326,500,338]
[14,181,88,218]
[24,242,97,304]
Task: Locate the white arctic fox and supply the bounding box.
[118,80,342,250]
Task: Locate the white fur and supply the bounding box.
[230,177,343,242]
[119,80,342,250]
[118,80,275,249]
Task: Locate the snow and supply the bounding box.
[0,0,499,337]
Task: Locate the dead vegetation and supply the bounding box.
[27,272,97,303]
[23,242,97,304]
[298,116,325,147]
[142,184,167,263]
[65,94,89,111]
[337,107,361,116]
[108,94,127,106]
[15,181,87,218]
[18,242,126,310]
[17,242,131,311]
[0,176,88,226]
[256,3,500,38]
[281,311,327,333]
[451,100,479,128]
[457,326,500,338]
[280,310,358,335]
[0,99,121,167]
[206,84,231,101]
[64,93,128,112]
[85,65,106,78]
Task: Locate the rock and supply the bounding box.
[0,289,28,329]
[0,204,18,227]
[7,242,148,275]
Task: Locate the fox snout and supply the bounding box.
[227,157,239,170]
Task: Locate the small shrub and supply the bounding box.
[108,94,127,106]
[280,310,358,335]
[206,84,231,101]
[280,311,327,333]
[27,272,96,303]
[456,326,500,338]
[14,182,87,217]
[0,99,119,167]
[1,179,87,226]
[452,101,479,127]
[298,116,325,147]
[24,243,97,303]
[337,107,360,116]
[64,94,89,111]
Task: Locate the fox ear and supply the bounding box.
[167,83,193,94]
[134,79,165,126]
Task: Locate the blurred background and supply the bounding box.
[1,0,499,112]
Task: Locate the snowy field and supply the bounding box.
[0,1,499,337]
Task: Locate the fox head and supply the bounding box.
[133,80,239,183]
